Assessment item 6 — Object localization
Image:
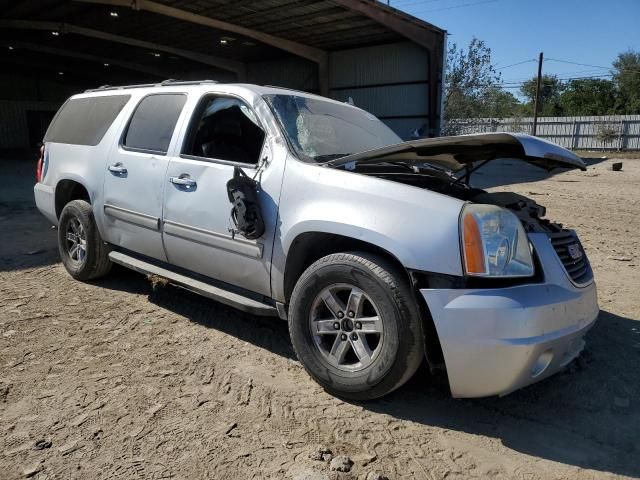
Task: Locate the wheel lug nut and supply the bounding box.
[348,311,355,318]
[333,322,340,330]
[355,321,362,329]
[341,333,347,341]
[337,311,344,319]
[351,333,358,340]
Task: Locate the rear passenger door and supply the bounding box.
[102,93,187,261]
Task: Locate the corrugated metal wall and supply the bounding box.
[0,100,60,150]
[247,42,432,140]
[447,115,640,150]
[329,42,430,140]
[247,57,319,92]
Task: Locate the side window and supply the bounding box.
[123,94,186,154]
[44,95,130,146]
[182,95,265,164]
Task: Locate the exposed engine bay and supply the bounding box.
[338,162,566,234]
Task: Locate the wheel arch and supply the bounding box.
[282,231,445,372]
[55,179,90,219]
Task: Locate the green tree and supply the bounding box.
[481,87,521,117]
[444,38,502,122]
[559,78,617,115]
[612,49,640,114]
[520,75,565,115]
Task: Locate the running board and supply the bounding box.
[108,251,278,317]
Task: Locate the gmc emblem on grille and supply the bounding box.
[568,243,583,260]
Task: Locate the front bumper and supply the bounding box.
[421,233,599,398]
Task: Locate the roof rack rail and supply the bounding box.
[263,85,306,93]
[85,79,218,93]
[84,83,156,93]
[159,79,218,86]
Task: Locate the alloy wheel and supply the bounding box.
[65,217,87,264]
[309,283,384,372]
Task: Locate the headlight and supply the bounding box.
[460,204,534,277]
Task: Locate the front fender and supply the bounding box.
[270,157,465,301]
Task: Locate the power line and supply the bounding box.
[402,0,501,14]
[453,73,623,91]
[545,58,611,70]
[546,57,640,75]
[495,59,537,70]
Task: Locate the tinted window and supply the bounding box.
[182,96,265,164]
[44,95,130,146]
[123,94,186,154]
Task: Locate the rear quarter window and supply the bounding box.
[44,95,131,146]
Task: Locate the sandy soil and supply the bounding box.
[1,156,639,480]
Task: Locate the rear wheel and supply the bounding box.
[288,252,424,400]
[58,200,112,280]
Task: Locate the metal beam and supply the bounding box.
[74,0,328,64]
[329,0,442,50]
[8,41,167,78]
[0,19,246,78]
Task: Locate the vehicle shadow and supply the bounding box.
[365,309,640,478]
[96,266,639,477]
[97,265,296,360]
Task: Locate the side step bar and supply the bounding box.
[108,251,278,317]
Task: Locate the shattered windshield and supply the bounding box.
[263,94,401,163]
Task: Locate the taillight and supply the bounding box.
[36,144,44,183]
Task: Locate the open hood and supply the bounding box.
[326,132,586,172]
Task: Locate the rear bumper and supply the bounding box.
[420,233,599,398]
[34,183,57,225]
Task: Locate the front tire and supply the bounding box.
[58,200,112,281]
[288,252,424,400]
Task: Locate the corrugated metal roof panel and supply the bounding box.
[330,42,429,88]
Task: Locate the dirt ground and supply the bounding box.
[1,156,639,480]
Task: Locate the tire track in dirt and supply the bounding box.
[2,159,640,479]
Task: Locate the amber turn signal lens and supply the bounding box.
[462,212,486,275]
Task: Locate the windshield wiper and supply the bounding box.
[314,153,352,162]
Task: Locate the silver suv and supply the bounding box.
[34,81,599,400]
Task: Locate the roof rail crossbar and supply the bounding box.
[85,79,218,93]
[84,83,157,93]
[159,79,218,86]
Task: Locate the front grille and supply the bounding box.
[548,230,593,285]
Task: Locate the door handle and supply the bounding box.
[169,175,197,188]
[108,163,127,174]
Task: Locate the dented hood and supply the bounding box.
[327,132,586,172]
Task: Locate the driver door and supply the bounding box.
[162,93,283,297]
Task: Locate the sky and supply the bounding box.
[394,0,640,96]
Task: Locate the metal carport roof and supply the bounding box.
[0,0,445,93]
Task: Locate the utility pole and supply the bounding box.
[532,51,543,136]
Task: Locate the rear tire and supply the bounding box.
[58,200,112,281]
[288,252,424,400]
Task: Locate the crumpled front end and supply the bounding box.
[421,232,599,398]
